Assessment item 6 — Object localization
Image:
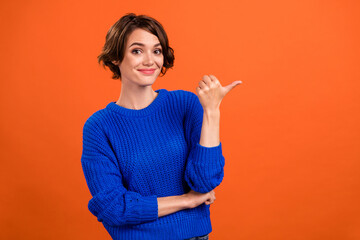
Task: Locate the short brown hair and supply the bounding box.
[97,13,175,80]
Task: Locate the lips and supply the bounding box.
[138,69,156,74]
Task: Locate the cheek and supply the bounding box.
[127,56,142,67]
[120,57,140,72]
[156,56,164,67]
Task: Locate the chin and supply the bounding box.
[137,78,156,85]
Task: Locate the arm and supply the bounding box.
[157,195,188,217]
[198,75,240,148]
[183,92,225,193]
[200,108,220,147]
[184,75,241,193]
[158,190,216,217]
[81,118,159,227]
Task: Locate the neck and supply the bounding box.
[116,84,158,110]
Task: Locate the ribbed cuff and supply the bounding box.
[126,194,159,223]
[192,142,225,169]
[185,142,225,193]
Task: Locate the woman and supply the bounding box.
[81,13,241,240]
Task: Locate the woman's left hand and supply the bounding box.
[196,75,242,112]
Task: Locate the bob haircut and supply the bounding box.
[97,13,175,80]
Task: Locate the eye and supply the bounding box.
[131,49,142,54]
[154,49,162,54]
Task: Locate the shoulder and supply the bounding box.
[165,89,203,120]
[168,89,197,98]
[167,89,199,108]
[82,108,109,135]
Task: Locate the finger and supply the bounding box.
[208,75,218,82]
[195,87,201,95]
[202,75,212,85]
[223,80,242,94]
[209,75,222,87]
[198,80,208,90]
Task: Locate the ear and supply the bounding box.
[112,60,120,65]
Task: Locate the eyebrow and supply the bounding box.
[129,42,161,48]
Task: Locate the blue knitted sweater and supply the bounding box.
[81,89,225,240]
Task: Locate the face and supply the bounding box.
[115,28,164,88]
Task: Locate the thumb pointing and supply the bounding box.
[223,80,242,94]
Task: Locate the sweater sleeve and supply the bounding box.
[81,116,159,227]
[183,91,225,193]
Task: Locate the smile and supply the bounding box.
[138,69,156,75]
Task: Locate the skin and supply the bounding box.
[112,28,242,217]
[112,28,163,110]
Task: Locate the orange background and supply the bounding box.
[1,0,360,239]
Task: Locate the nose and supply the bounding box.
[143,52,154,66]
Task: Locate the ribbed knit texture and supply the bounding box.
[81,89,225,240]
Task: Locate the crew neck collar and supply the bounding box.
[106,89,168,117]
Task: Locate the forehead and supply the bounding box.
[126,28,160,46]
